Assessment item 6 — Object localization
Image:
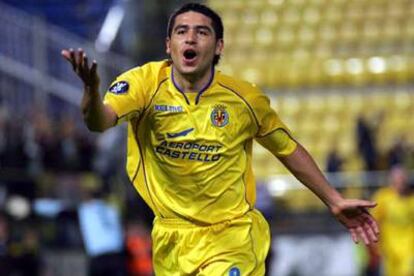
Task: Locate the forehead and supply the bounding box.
[173,11,213,29]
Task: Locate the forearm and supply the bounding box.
[278,143,343,209]
[61,48,116,132]
[81,85,115,132]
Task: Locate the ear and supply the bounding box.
[166,37,171,55]
[215,38,224,56]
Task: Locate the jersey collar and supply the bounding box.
[170,65,215,105]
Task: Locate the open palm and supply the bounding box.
[61,48,100,89]
[331,199,379,245]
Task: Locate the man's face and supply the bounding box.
[166,11,223,77]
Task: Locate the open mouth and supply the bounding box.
[183,49,197,61]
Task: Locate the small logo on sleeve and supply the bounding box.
[109,81,129,94]
[229,267,240,276]
[211,104,229,127]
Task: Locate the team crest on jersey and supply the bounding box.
[109,81,129,94]
[211,104,229,127]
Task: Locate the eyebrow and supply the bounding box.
[174,24,213,33]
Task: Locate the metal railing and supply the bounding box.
[0,2,134,115]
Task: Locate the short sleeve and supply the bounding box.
[248,86,290,137]
[256,128,297,157]
[103,67,147,123]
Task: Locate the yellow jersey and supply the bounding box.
[372,187,414,275]
[104,60,289,224]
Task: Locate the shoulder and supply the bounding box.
[373,187,395,202]
[216,71,262,98]
[119,60,170,85]
[109,60,170,100]
[216,71,273,114]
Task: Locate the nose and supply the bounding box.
[185,29,197,44]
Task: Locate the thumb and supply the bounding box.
[351,199,377,208]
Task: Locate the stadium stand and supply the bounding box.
[1,0,113,39]
[210,0,414,88]
[0,1,413,274]
[0,2,133,117]
[208,0,414,177]
[207,0,414,218]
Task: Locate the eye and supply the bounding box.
[198,29,209,36]
[175,28,186,35]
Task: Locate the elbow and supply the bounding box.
[83,116,107,133]
[86,124,106,133]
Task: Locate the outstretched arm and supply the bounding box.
[61,48,117,132]
[278,143,379,245]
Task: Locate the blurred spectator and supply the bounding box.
[76,133,96,172]
[325,146,345,188]
[370,166,414,276]
[0,212,13,275]
[78,175,127,276]
[356,114,379,171]
[255,182,275,276]
[0,106,7,165]
[59,116,80,171]
[125,219,153,276]
[31,111,97,173]
[0,117,30,170]
[93,126,126,193]
[406,144,414,170]
[387,135,408,168]
[326,147,344,173]
[35,116,63,172]
[9,226,42,276]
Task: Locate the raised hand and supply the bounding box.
[61,48,100,89]
[331,199,379,245]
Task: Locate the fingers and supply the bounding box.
[90,60,98,76]
[61,48,98,81]
[362,221,377,244]
[83,54,89,69]
[76,48,84,67]
[357,208,380,240]
[61,48,76,70]
[350,228,359,243]
[61,49,71,60]
[361,211,379,234]
[338,199,380,245]
[79,53,88,76]
[61,48,90,71]
[350,212,379,245]
[361,212,380,239]
[356,225,370,245]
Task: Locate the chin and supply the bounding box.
[177,65,198,75]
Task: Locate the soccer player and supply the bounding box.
[62,3,379,275]
[371,166,414,276]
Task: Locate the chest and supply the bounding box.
[146,90,254,144]
[383,196,414,226]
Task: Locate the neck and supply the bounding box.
[172,66,213,93]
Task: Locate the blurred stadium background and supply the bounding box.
[0,0,413,275]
